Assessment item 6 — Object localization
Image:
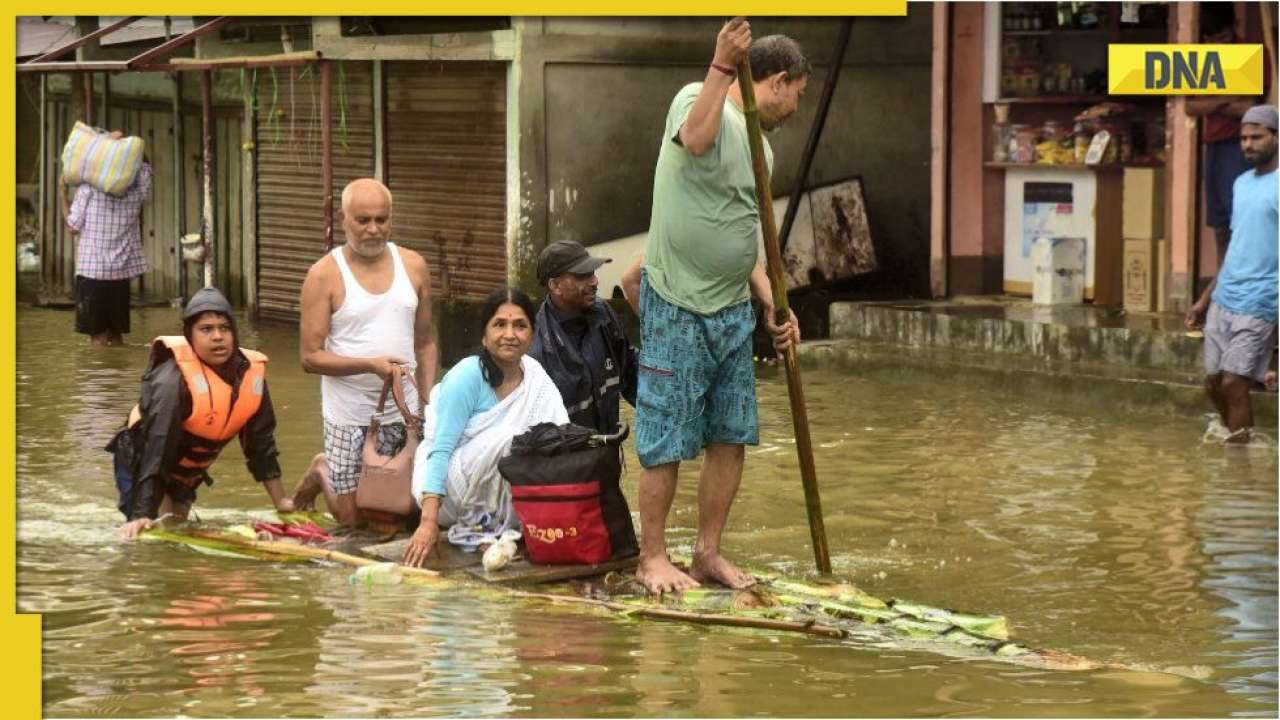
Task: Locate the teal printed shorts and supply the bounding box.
[635,273,759,468]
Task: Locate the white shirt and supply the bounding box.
[320,242,421,425]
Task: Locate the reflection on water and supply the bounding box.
[16,307,1278,717]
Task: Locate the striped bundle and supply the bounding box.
[60,122,146,196]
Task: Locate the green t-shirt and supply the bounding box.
[644,82,773,316]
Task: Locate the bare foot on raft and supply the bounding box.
[291,453,328,510]
[690,550,757,589]
[637,554,700,595]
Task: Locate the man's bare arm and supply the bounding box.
[679,17,751,157]
[298,258,405,380]
[750,262,800,353]
[748,262,776,309]
[621,254,644,315]
[408,251,439,399]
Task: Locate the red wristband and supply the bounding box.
[710,62,736,77]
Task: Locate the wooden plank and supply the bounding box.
[149,110,176,299]
[1092,171,1125,306]
[468,555,639,586]
[219,114,242,303]
[929,1,949,298]
[54,101,73,298]
[135,108,150,298]
[1166,2,1199,313]
[360,535,639,585]
[360,537,483,570]
[947,3,988,295]
[168,50,320,67]
[184,112,202,295]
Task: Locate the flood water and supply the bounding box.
[16,305,1278,718]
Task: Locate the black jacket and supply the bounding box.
[127,350,281,520]
[529,299,638,434]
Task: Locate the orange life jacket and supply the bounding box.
[151,336,268,486]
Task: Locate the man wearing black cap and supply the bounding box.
[109,287,294,539]
[528,240,638,434]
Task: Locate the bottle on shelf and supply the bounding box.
[1073,122,1090,163]
[1057,2,1074,28]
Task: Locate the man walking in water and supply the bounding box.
[293,178,438,524]
[1186,105,1278,444]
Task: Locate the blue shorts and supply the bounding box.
[635,274,759,468]
[1204,139,1249,229]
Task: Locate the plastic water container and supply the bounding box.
[350,562,403,586]
[1031,237,1086,305]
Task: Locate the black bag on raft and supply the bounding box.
[499,423,638,565]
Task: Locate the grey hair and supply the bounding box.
[749,35,811,82]
[340,178,394,213]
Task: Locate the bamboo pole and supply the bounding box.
[170,15,187,300]
[200,70,215,289]
[174,75,188,299]
[512,590,847,639]
[321,60,335,250]
[735,57,832,575]
[182,529,442,579]
[242,76,259,312]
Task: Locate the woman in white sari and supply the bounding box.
[402,288,568,567]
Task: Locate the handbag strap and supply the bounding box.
[390,366,422,428]
[373,364,423,428]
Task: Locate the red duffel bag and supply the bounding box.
[498,423,637,566]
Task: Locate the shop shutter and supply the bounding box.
[255,61,375,321]
[384,61,507,302]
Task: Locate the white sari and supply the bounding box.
[412,355,568,539]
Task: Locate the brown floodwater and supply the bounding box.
[16,305,1278,717]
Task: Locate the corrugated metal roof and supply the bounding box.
[17,16,196,58]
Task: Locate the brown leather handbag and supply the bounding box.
[354,365,423,518]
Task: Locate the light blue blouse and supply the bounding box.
[416,356,497,496]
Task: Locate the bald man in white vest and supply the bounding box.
[292,178,439,525]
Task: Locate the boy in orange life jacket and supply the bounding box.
[110,287,294,539]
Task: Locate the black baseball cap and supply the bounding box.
[537,240,611,285]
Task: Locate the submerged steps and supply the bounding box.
[811,299,1278,418]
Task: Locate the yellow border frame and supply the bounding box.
[5,4,906,717]
[4,12,44,718]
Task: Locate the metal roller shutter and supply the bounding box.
[255,61,375,321]
[385,61,507,302]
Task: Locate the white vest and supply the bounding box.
[321,242,421,425]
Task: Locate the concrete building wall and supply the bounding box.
[533,9,934,296]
